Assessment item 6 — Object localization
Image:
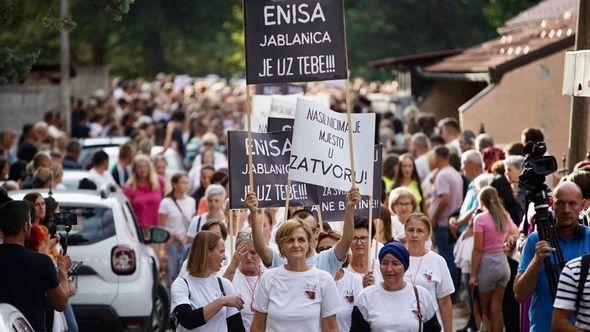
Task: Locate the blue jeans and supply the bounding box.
[434,226,461,301]
[64,301,78,332]
[167,239,183,285]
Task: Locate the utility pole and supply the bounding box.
[567,0,590,170]
[59,0,72,136]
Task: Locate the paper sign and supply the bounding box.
[289,98,375,195]
[228,130,318,208]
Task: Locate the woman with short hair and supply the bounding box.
[223,231,263,331]
[404,213,454,332]
[250,219,345,332]
[170,231,245,331]
[389,187,419,242]
[186,184,226,242]
[351,241,438,331]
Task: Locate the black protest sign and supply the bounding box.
[244,0,348,84]
[255,83,307,95]
[267,117,295,132]
[228,130,319,209]
[312,145,383,221]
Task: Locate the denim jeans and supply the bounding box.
[434,226,461,301]
[64,301,78,332]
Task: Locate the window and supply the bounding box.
[56,205,116,246]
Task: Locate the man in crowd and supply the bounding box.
[62,140,82,170]
[450,150,485,233]
[514,181,590,332]
[438,117,462,156]
[429,145,464,294]
[111,143,134,187]
[88,150,117,190]
[0,200,72,332]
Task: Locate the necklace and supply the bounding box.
[243,270,260,311]
[411,250,427,285]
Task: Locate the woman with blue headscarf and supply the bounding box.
[351,241,438,332]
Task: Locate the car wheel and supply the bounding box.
[149,283,170,332]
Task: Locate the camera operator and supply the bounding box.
[0,200,72,332]
[514,181,590,332]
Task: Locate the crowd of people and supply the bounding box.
[1,74,590,332]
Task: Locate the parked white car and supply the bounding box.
[9,189,170,332]
[0,304,33,332]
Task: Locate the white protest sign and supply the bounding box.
[251,95,272,118]
[289,98,375,195]
[269,94,300,118]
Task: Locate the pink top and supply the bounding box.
[473,211,517,253]
[124,177,165,229]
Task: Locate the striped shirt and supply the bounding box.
[554,256,590,330]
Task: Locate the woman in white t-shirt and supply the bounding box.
[317,231,363,332]
[351,241,438,332]
[346,218,384,287]
[404,213,454,332]
[186,184,227,242]
[389,187,418,242]
[250,219,345,332]
[170,230,245,331]
[158,172,196,284]
[222,231,264,331]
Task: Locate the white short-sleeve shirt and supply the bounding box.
[404,250,455,328]
[158,196,196,240]
[355,282,437,332]
[252,265,346,332]
[335,269,363,332]
[269,247,344,277]
[170,275,239,332]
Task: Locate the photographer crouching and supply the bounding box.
[514,143,590,332]
[0,200,73,332]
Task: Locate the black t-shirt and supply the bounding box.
[0,244,59,332]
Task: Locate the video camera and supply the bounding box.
[518,141,563,299]
[519,142,557,193]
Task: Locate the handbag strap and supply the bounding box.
[413,284,422,332]
[171,197,192,228]
[217,277,226,296]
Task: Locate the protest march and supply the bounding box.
[2,0,590,331]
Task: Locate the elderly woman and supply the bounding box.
[351,241,438,331]
[187,184,227,242]
[170,231,246,331]
[250,219,345,332]
[389,187,419,242]
[404,213,454,332]
[222,231,263,331]
[124,155,164,234]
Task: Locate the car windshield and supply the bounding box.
[56,205,116,245]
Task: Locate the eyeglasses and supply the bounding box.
[395,202,413,208]
[352,236,369,243]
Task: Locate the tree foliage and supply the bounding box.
[0,0,541,82]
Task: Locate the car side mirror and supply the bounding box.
[146,227,169,244]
